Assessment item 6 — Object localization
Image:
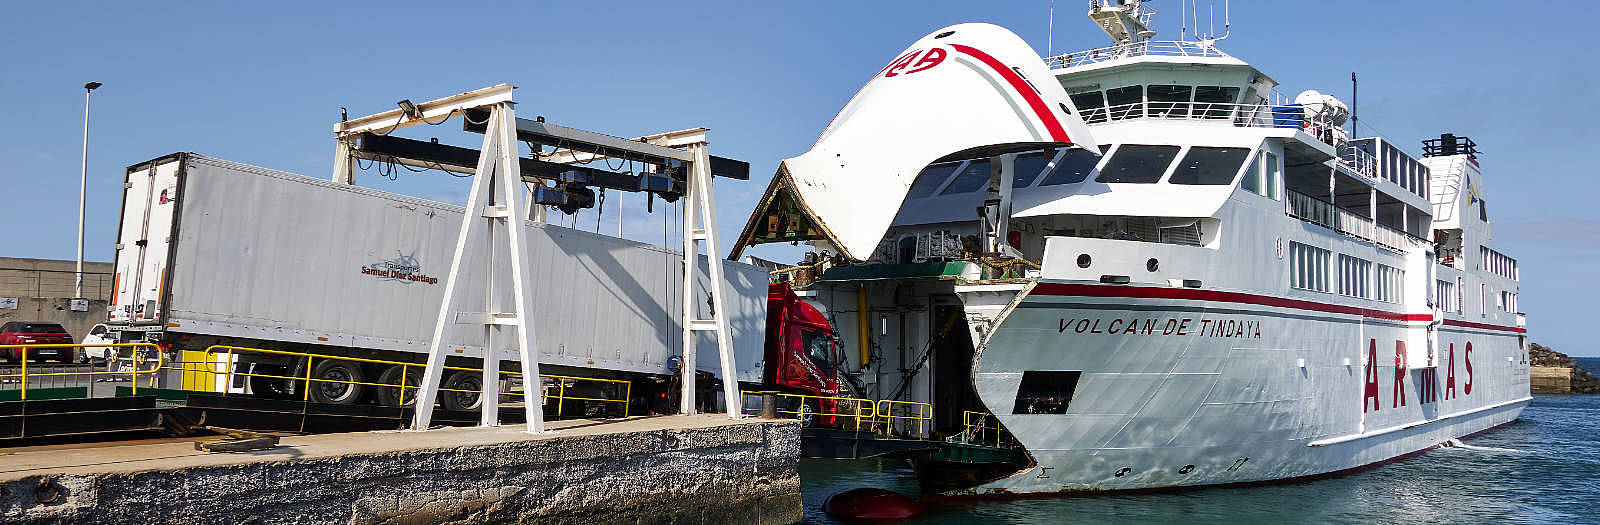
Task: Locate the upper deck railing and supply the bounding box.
[1080,100,1379,181]
[1045,40,1234,69]
[1285,189,1421,252]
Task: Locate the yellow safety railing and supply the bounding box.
[875,399,933,437]
[0,343,164,400]
[960,410,1013,448]
[739,391,878,431]
[194,345,630,417]
[739,391,933,438]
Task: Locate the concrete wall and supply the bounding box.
[1531,366,1572,394]
[0,417,802,525]
[0,257,113,340]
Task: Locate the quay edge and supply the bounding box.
[0,415,801,525]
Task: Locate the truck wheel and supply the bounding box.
[307,360,366,405]
[439,370,481,412]
[796,398,821,428]
[375,365,420,406]
[248,364,296,398]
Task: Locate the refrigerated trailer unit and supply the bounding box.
[108,152,768,408]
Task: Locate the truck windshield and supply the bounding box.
[800,329,836,376]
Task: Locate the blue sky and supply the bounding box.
[3,2,1595,355]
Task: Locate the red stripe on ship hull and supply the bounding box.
[947,44,1071,143]
[1441,319,1526,333]
[1031,282,1441,324]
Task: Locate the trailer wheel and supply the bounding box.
[374,365,420,406]
[439,370,481,412]
[307,360,366,405]
[247,364,296,398]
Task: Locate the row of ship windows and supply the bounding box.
[1436,278,1519,316]
[906,144,1276,199]
[1067,84,1244,124]
[1288,242,1403,303]
[1478,245,1519,281]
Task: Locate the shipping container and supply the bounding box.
[109,153,767,404]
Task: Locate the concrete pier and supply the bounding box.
[0,415,801,524]
[1531,366,1572,394]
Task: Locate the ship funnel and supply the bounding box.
[731,23,1098,261]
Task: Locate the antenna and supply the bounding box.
[1209,4,1214,39]
[1048,0,1055,56]
[1213,0,1231,41]
[1180,0,1187,40]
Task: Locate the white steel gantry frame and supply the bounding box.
[330,84,741,432]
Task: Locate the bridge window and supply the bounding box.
[1148,85,1193,118]
[1193,86,1240,119]
[1011,370,1081,415]
[1038,148,1101,186]
[1096,145,1179,183]
[1169,146,1251,185]
[1071,91,1107,124]
[1013,151,1054,188]
[1106,85,1143,120]
[939,159,991,195]
[906,162,960,198]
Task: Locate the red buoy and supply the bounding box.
[822,487,925,521]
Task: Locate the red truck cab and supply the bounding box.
[765,282,842,398]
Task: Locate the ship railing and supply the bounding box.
[1339,146,1380,180]
[738,390,932,439]
[1079,101,1330,132]
[1047,40,1232,69]
[955,411,1016,448]
[194,345,630,418]
[0,343,164,400]
[1285,190,1422,251]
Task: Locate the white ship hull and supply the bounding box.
[951,279,1529,495]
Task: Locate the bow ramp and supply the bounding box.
[733,22,1099,262]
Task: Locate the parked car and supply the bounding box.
[79,323,117,363]
[0,322,75,363]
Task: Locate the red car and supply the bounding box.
[0,322,75,363]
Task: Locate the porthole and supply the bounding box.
[1114,467,1131,477]
[1146,258,1159,272]
[1077,254,1092,268]
[935,30,955,39]
[1179,464,1195,474]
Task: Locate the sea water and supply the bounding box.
[798,386,1600,524]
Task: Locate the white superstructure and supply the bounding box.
[736,4,1528,494]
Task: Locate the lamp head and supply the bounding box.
[84,82,102,91]
[397,99,422,120]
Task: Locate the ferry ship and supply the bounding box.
[733,1,1529,495]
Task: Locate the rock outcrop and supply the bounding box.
[1530,343,1600,394]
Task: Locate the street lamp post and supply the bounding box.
[76,81,101,302]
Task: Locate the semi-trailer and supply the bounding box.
[106,152,776,413]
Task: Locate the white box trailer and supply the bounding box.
[108,153,768,405]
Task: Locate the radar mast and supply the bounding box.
[1088,0,1158,44]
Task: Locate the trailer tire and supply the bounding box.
[247,364,296,398]
[374,365,419,407]
[307,360,366,405]
[439,370,481,412]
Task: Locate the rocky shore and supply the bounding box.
[1530,343,1600,394]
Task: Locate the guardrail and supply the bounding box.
[0,343,164,400]
[195,345,630,417]
[1047,40,1233,68]
[739,391,932,437]
[1285,189,1422,252]
[956,411,1014,448]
